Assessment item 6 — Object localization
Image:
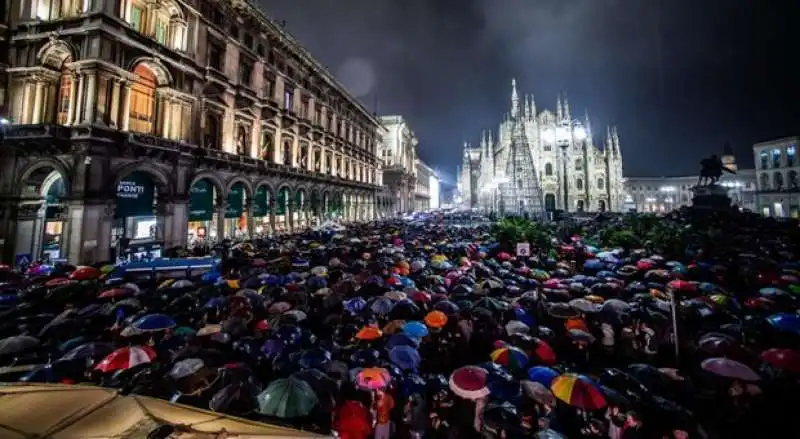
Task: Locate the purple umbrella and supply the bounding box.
[262,339,286,358]
[388,345,421,370]
[701,357,760,381]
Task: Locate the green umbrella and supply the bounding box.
[173,326,196,337]
[257,377,318,418]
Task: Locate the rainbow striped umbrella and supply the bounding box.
[490,346,529,370]
[550,374,607,410]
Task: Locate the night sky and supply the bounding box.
[259,0,800,180]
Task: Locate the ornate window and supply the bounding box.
[125,1,187,51]
[34,0,84,20]
[597,178,605,190]
[759,173,769,190]
[236,126,248,156]
[260,132,274,161]
[576,178,584,190]
[774,172,784,190]
[283,139,293,166]
[129,64,157,134]
[787,144,796,167]
[759,151,768,169]
[56,62,73,125]
[574,158,583,171]
[545,163,553,176]
[204,113,220,149]
[790,170,799,189]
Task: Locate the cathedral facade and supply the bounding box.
[458,79,625,214]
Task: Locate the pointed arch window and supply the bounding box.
[545,163,553,176]
[576,178,584,190]
[597,178,605,190]
[574,158,583,171]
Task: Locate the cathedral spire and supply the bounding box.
[556,94,563,121]
[584,108,592,138]
[524,95,531,120]
[511,78,520,118]
[611,126,620,156]
[563,92,571,121]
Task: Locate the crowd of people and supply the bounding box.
[0,207,798,439]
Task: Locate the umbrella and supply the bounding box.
[521,380,555,405]
[68,266,100,281]
[490,346,529,370]
[0,383,324,437]
[131,314,176,332]
[424,311,448,328]
[257,377,319,418]
[333,400,371,439]
[0,335,39,356]
[761,348,800,373]
[169,358,205,380]
[449,365,489,400]
[528,366,559,387]
[355,327,383,341]
[388,345,421,370]
[505,320,530,336]
[766,313,800,334]
[701,357,760,381]
[59,342,114,363]
[95,346,156,373]
[550,374,607,410]
[355,367,392,390]
[386,333,419,350]
[402,321,429,338]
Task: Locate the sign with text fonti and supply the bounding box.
[115,172,155,218]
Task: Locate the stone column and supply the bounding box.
[287,203,294,233]
[83,72,97,124]
[20,82,32,124]
[269,201,276,236]
[291,134,299,167]
[215,204,226,241]
[161,97,172,139]
[31,80,45,124]
[120,81,132,131]
[109,79,121,128]
[65,73,77,125]
[245,203,254,238]
[73,73,85,124]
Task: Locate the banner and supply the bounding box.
[115,171,154,218]
[226,183,245,219]
[253,185,270,217]
[189,179,214,222]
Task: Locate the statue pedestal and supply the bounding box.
[691,184,732,210]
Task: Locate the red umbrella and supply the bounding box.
[94,346,156,373]
[636,259,655,271]
[667,280,697,294]
[45,278,71,287]
[69,266,101,281]
[761,348,800,374]
[409,291,431,303]
[98,288,134,299]
[334,400,372,439]
[449,365,489,400]
[530,338,557,366]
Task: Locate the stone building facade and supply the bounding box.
[753,136,800,217]
[0,0,389,264]
[378,115,417,214]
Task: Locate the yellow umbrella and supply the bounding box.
[0,383,328,438]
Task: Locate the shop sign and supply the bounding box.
[189,179,214,222]
[225,183,245,219]
[115,172,155,218]
[253,186,270,217]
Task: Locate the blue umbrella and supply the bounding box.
[388,345,421,370]
[489,377,522,402]
[204,297,227,309]
[20,365,56,383]
[583,259,605,271]
[0,294,19,305]
[132,313,176,331]
[386,333,419,350]
[528,366,559,387]
[402,321,429,338]
[276,325,301,343]
[344,297,367,315]
[298,348,331,369]
[513,307,536,327]
[767,313,800,334]
[58,336,87,353]
[201,271,221,283]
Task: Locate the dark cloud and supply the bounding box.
[260,0,800,178]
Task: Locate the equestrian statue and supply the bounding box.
[697,154,736,186]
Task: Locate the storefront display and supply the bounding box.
[187,179,217,244]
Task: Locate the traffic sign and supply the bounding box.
[15,253,32,266]
[516,242,531,257]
